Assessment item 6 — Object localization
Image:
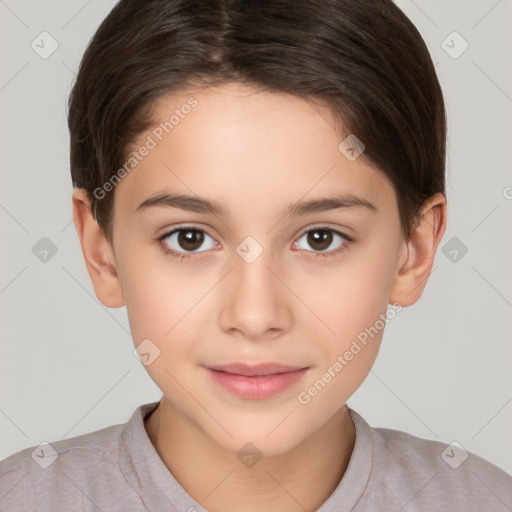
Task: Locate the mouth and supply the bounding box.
[203,362,309,400]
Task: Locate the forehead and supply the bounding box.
[114,83,394,219]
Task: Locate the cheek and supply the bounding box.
[123,268,200,400]
[117,248,186,345]
[296,264,390,411]
[296,241,398,402]
[306,248,396,337]
[121,256,216,387]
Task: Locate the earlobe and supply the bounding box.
[71,188,125,308]
[389,193,447,307]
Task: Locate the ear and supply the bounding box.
[389,192,447,307]
[71,188,125,308]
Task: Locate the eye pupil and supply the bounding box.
[178,229,204,251]
[308,229,332,251]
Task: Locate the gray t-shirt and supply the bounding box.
[1,401,511,511]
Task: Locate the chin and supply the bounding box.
[204,417,309,458]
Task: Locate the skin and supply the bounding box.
[72,82,447,512]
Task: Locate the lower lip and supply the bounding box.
[205,367,308,400]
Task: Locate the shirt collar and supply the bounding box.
[119,401,373,511]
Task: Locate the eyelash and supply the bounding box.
[157,224,352,262]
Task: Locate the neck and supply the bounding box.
[144,398,355,512]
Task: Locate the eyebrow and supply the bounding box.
[136,192,377,216]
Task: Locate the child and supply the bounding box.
[1,0,511,510]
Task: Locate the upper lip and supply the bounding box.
[205,363,308,377]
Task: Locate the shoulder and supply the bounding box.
[0,421,140,511]
[1,421,124,473]
[353,412,512,511]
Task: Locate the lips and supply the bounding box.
[205,362,307,377]
[203,362,309,399]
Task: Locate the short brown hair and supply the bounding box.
[67,0,446,245]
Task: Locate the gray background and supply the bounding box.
[1,0,511,475]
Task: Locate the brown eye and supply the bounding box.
[295,227,348,255]
[159,227,216,254]
[307,229,333,251]
[177,229,204,251]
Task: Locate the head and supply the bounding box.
[69,0,447,455]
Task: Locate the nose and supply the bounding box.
[218,246,293,341]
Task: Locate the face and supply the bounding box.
[109,82,406,455]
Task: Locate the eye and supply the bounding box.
[158,226,217,260]
[294,225,351,258]
[157,224,351,262]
